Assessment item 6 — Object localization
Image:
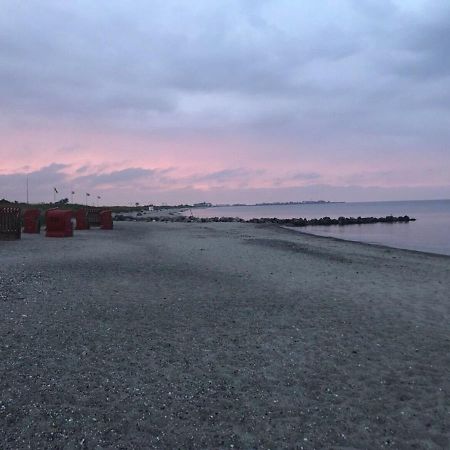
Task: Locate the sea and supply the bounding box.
[190,200,450,256]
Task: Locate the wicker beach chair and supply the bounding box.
[87,207,102,227]
[0,207,22,240]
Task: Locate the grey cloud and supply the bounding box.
[290,172,321,181]
[183,168,265,185]
[339,167,450,187]
[0,0,366,129]
[385,6,450,80]
[76,165,89,174]
[0,163,70,202]
[272,171,321,188]
[74,168,158,186]
[72,167,177,191]
[27,163,70,184]
[348,0,396,18]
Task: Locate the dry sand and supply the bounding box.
[1,222,449,449]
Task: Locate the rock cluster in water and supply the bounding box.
[114,214,416,227]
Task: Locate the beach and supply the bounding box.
[1,221,450,449]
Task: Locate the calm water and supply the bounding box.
[191,200,450,256]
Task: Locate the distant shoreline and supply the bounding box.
[212,201,345,207]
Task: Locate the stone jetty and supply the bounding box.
[114,214,416,227]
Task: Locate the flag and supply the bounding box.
[86,193,90,196]
[97,196,101,199]
[54,187,58,193]
[71,191,75,195]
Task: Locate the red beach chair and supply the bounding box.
[23,209,41,233]
[74,209,90,230]
[100,210,113,230]
[45,209,73,238]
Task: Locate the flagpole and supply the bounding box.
[26,175,29,204]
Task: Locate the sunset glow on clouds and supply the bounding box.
[1,0,450,204]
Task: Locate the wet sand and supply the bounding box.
[1,222,450,449]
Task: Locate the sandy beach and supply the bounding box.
[1,221,449,449]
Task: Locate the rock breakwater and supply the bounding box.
[114,214,416,227]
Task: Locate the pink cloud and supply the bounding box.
[1,121,449,204]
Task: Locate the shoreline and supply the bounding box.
[116,210,450,258]
[280,225,450,259]
[183,200,450,257]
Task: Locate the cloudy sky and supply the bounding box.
[1,0,449,204]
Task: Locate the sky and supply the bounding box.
[1,0,450,205]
